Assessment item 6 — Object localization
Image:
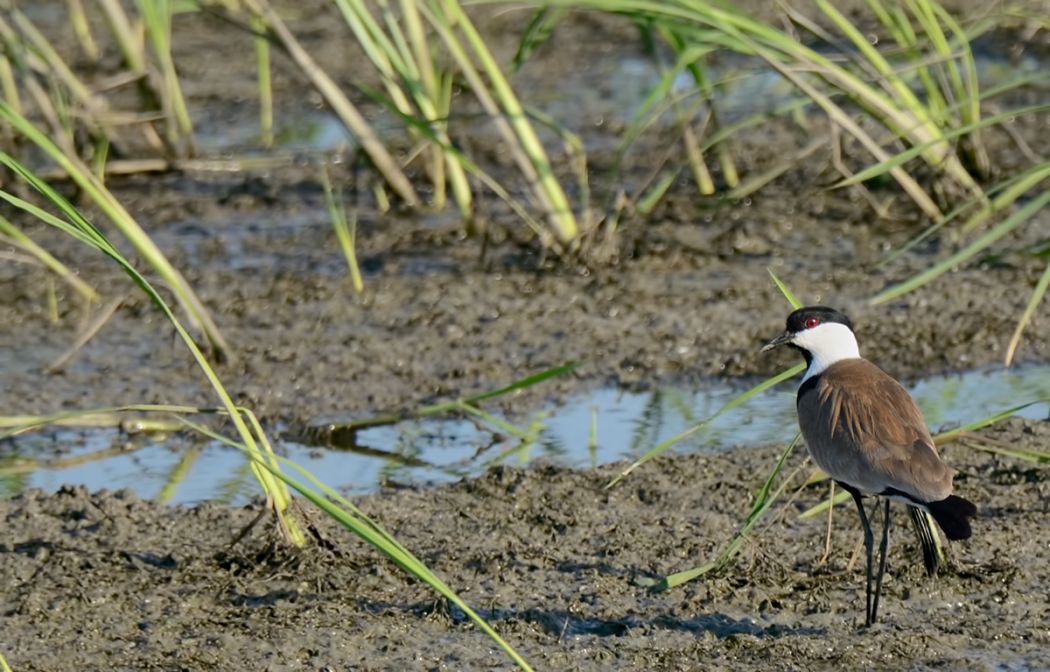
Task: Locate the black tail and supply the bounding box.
[927,494,977,541]
[908,506,939,577]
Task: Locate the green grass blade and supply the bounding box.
[799,488,850,519]
[871,189,1050,304]
[636,171,678,215]
[651,434,801,590]
[833,103,1050,189]
[180,415,534,671]
[253,14,273,147]
[464,362,578,403]
[512,7,567,71]
[932,398,1050,445]
[328,363,577,433]
[1004,257,1050,367]
[321,165,365,292]
[767,268,803,310]
[960,163,1050,234]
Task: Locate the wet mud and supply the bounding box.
[2,3,1050,670]
[2,418,1048,671]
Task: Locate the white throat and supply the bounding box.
[795,322,861,382]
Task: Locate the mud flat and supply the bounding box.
[0,417,1047,670]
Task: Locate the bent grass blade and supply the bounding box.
[1004,258,1050,367]
[177,415,535,672]
[643,434,801,590]
[767,268,803,309]
[0,152,304,544]
[871,189,1050,304]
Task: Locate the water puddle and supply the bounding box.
[2,365,1047,505]
[195,111,357,154]
[532,45,1046,139]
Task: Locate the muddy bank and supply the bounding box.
[1,416,1048,670]
[2,162,1048,428]
[1,5,1048,429]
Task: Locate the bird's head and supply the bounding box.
[762,306,859,379]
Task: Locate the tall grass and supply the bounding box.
[0,0,579,264]
[506,0,1049,355]
[224,0,581,247]
[511,0,991,216]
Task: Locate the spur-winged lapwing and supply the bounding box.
[762,306,976,626]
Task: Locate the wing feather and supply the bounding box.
[798,359,952,502]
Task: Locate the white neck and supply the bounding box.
[795,322,861,382]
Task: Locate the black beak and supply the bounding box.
[760,331,793,353]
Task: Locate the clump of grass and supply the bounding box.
[321,164,365,292]
[508,0,1049,352]
[216,0,581,248]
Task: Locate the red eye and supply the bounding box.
[804,316,820,329]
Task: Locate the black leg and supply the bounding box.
[872,497,891,624]
[847,487,875,626]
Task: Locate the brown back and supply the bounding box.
[797,358,953,502]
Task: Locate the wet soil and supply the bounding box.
[2,2,1050,670]
[2,418,1049,671]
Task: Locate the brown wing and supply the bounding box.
[797,359,953,502]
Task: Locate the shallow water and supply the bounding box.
[3,364,1047,504]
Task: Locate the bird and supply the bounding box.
[761,305,976,626]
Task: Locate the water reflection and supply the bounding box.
[1,365,1047,504]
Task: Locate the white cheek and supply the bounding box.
[795,323,860,380]
[794,323,856,352]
